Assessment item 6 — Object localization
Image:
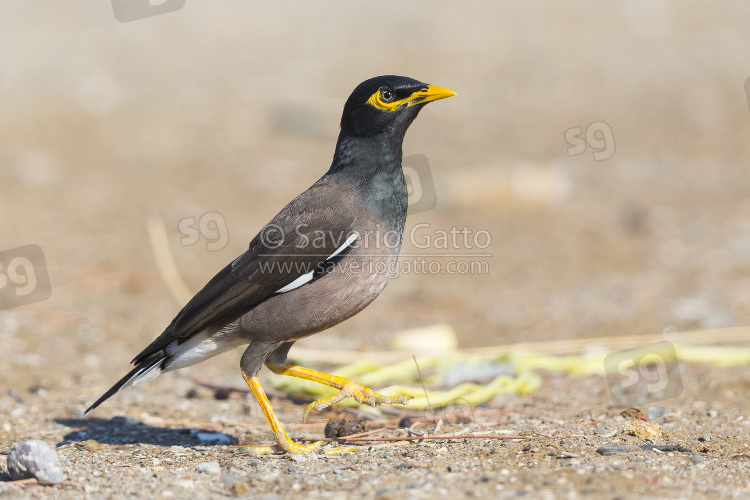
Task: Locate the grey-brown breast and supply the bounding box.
[239,198,404,344]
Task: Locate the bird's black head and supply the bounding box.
[340,75,455,138]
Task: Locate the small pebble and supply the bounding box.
[706,410,719,417]
[196,432,232,444]
[289,453,317,462]
[214,388,232,400]
[690,454,706,464]
[6,440,64,483]
[398,417,413,428]
[647,406,667,420]
[195,461,222,474]
[325,413,367,438]
[596,445,637,456]
[78,439,102,453]
[592,428,617,438]
[699,434,711,442]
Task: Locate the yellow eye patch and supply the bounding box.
[366,85,456,111]
[366,87,406,111]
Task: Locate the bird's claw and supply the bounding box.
[302,380,411,421]
[243,439,353,456]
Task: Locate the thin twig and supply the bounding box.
[0,478,79,489]
[228,428,393,449]
[1,478,38,487]
[365,442,411,449]
[412,355,435,420]
[335,427,392,439]
[299,434,571,443]
[147,215,192,304]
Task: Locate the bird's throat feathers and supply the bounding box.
[329,131,404,177]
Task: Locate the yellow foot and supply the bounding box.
[265,363,413,420]
[241,440,327,455]
[303,379,412,420]
[241,372,357,456]
[243,440,356,456]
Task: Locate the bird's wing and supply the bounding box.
[132,181,358,364]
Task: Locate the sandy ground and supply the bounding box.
[3,2,750,498]
[3,364,750,499]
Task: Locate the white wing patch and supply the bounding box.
[327,233,358,260]
[274,233,359,294]
[276,271,314,294]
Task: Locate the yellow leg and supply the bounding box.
[241,371,353,455]
[266,363,412,420]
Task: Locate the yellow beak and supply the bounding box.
[405,85,456,107]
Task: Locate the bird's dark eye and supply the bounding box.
[380,88,395,102]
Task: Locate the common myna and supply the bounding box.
[85,75,455,455]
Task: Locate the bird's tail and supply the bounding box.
[83,351,167,416]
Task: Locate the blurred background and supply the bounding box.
[2,1,750,398]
